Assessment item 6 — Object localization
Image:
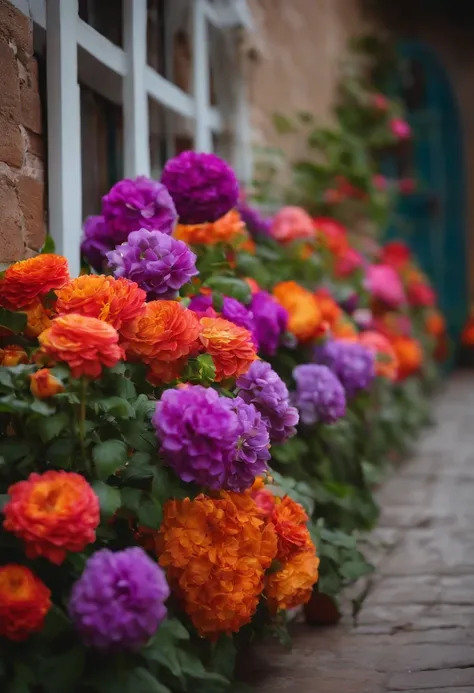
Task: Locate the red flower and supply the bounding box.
[0,564,51,641]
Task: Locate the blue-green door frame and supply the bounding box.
[385,41,467,346]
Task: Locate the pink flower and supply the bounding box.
[372,94,390,112]
[372,174,388,191]
[390,118,411,140]
[335,248,364,277]
[270,207,314,243]
[365,264,406,309]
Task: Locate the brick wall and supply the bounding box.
[0,0,45,266]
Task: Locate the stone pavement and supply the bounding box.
[243,374,474,692]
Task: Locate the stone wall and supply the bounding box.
[244,0,367,166]
[0,0,45,265]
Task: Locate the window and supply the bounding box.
[12,0,252,277]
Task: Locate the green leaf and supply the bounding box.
[121,451,155,482]
[99,396,135,418]
[137,493,162,529]
[211,636,236,681]
[30,399,56,416]
[40,605,72,640]
[95,667,171,693]
[0,439,29,463]
[92,481,122,519]
[37,646,85,693]
[92,439,128,480]
[46,437,77,467]
[0,307,27,334]
[0,494,9,511]
[41,234,56,253]
[273,112,296,134]
[177,649,228,685]
[0,369,14,389]
[35,412,70,443]
[205,276,251,304]
[121,486,142,513]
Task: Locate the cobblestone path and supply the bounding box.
[244,375,474,692]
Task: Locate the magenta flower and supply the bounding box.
[161,151,239,224]
[390,118,411,140]
[365,264,406,309]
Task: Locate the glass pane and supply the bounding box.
[78,0,123,48]
[80,85,123,217]
[147,0,193,94]
[149,97,194,178]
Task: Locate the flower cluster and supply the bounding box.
[314,339,375,398]
[293,364,346,424]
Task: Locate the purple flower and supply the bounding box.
[153,386,268,491]
[314,339,375,398]
[251,291,288,356]
[227,397,270,491]
[81,215,115,272]
[161,151,239,224]
[189,294,256,343]
[339,293,359,315]
[68,548,169,650]
[106,228,198,299]
[293,364,346,425]
[102,176,177,238]
[237,361,299,443]
[237,202,272,237]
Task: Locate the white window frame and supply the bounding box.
[11,0,252,277]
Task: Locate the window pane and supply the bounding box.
[149,97,193,178]
[147,0,193,94]
[78,0,123,48]
[81,86,123,217]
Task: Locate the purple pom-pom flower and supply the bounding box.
[293,364,346,425]
[250,291,288,356]
[81,215,115,272]
[106,228,198,299]
[161,151,239,224]
[102,176,177,237]
[237,202,272,237]
[227,397,270,491]
[314,339,375,398]
[188,293,255,339]
[68,547,169,650]
[237,360,299,443]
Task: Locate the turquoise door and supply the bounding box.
[386,41,467,345]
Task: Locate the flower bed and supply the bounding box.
[0,39,447,693]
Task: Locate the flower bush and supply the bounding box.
[0,39,448,693]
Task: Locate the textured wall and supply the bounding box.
[0,0,45,265]
[245,0,367,164]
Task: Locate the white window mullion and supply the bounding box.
[123,0,150,178]
[192,0,212,152]
[46,0,82,278]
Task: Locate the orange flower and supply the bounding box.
[314,289,343,328]
[239,237,256,254]
[265,548,320,612]
[331,317,359,341]
[270,206,314,243]
[359,331,398,381]
[38,314,123,379]
[147,357,187,386]
[0,255,69,310]
[23,299,53,337]
[273,281,322,342]
[426,310,445,337]
[174,209,246,246]
[158,491,277,637]
[271,496,313,560]
[199,316,257,381]
[0,564,51,641]
[121,300,201,364]
[55,275,146,331]
[4,471,100,565]
[391,336,423,380]
[29,368,65,399]
[462,317,474,346]
[0,344,28,366]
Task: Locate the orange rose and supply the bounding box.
[0,344,28,366]
[29,368,65,399]
[265,548,320,612]
[273,281,322,342]
[38,314,123,379]
[0,564,51,641]
[23,299,53,337]
[174,209,246,246]
[331,317,359,341]
[4,470,100,565]
[55,275,146,331]
[0,255,69,310]
[426,310,445,337]
[359,330,398,380]
[391,336,423,380]
[271,496,313,560]
[199,316,257,381]
[158,491,277,637]
[314,289,343,328]
[121,300,201,364]
[270,207,314,244]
